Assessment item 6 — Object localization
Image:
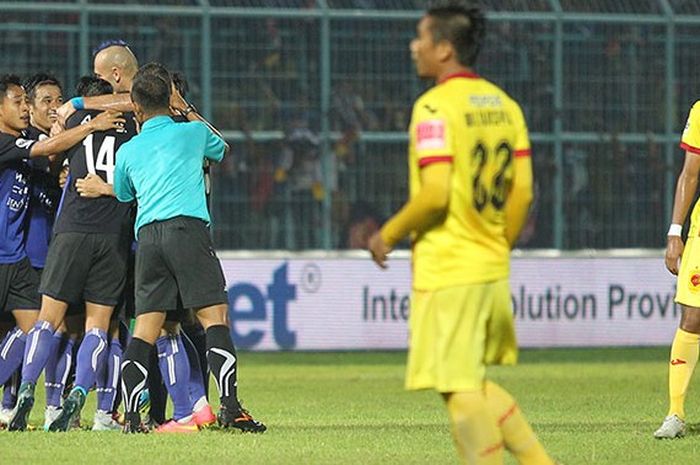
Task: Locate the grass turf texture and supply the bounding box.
[1,348,699,464]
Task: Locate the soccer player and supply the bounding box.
[22,73,80,429]
[654,100,700,438]
[367,3,554,464]
[1,73,122,429]
[8,77,131,432]
[116,68,265,434]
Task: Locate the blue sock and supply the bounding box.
[2,370,19,409]
[97,338,122,412]
[21,321,55,384]
[181,331,207,409]
[44,332,70,408]
[0,327,27,386]
[74,328,108,391]
[156,334,192,421]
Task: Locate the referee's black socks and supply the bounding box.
[205,325,239,409]
[121,337,152,414]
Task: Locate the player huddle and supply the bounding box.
[0,41,265,434]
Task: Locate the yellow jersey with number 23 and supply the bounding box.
[408,72,531,291]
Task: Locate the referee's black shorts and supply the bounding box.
[0,257,40,313]
[134,216,227,316]
[39,232,130,307]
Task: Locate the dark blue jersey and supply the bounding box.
[0,130,37,264]
[53,110,137,235]
[24,126,60,268]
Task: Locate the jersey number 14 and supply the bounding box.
[83,134,116,184]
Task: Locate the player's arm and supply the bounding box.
[113,152,135,203]
[504,151,533,247]
[368,162,451,268]
[665,151,700,275]
[30,111,125,158]
[57,94,132,126]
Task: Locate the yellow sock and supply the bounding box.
[484,381,555,465]
[668,328,700,419]
[446,391,504,465]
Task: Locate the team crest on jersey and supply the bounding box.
[690,273,700,292]
[416,119,446,151]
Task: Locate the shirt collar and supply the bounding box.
[141,115,173,131]
[438,71,480,84]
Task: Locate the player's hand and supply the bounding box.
[90,110,125,131]
[368,232,391,269]
[665,235,685,275]
[50,121,65,137]
[56,100,75,128]
[58,166,69,189]
[170,84,188,113]
[76,173,109,198]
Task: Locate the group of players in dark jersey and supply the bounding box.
[0,41,265,434]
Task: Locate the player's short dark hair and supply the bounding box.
[171,72,189,99]
[75,76,113,97]
[139,62,171,86]
[92,38,131,58]
[426,0,486,67]
[23,73,62,101]
[131,69,171,113]
[0,74,23,97]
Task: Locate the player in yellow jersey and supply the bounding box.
[655,101,700,439]
[368,2,555,464]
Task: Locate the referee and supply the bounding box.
[115,66,265,433]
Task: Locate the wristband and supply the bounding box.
[71,97,85,111]
[668,224,683,237]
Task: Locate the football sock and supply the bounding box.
[2,370,19,409]
[147,347,167,424]
[205,325,238,409]
[97,338,122,412]
[181,331,207,407]
[182,323,209,400]
[45,333,73,408]
[668,328,700,419]
[484,381,555,465]
[156,334,192,421]
[446,390,504,465]
[0,327,26,385]
[121,337,151,414]
[74,328,108,391]
[21,321,55,384]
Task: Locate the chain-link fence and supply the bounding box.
[1,0,697,250]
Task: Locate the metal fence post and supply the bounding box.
[79,0,89,76]
[318,0,332,249]
[552,1,565,249]
[661,0,676,229]
[200,0,213,120]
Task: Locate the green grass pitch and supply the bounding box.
[1,348,700,464]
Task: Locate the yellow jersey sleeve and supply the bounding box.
[410,98,454,168]
[511,101,531,158]
[681,101,700,155]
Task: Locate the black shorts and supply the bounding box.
[0,257,40,312]
[40,232,129,307]
[135,216,227,315]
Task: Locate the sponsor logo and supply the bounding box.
[671,358,687,366]
[415,119,446,151]
[690,274,700,292]
[227,263,297,350]
[14,138,35,150]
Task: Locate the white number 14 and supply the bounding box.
[83,134,116,184]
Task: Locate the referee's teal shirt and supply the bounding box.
[113,115,225,238]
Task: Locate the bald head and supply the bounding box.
[93,45,139,93]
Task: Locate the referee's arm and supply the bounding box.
[113,154,135,203]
